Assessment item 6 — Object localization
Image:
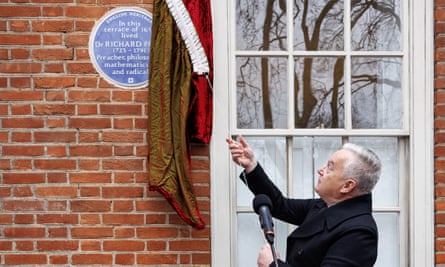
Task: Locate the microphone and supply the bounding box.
[253,194,275,245]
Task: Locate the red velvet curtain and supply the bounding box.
[147,0,213,229]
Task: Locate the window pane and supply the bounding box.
[294,57,345,128]
[351,0,402,51]
[237,137,286,207]
[293,0,344,51]
[236,0,287,51]
[349,137,399,207]
[374,213,400,267]
[236,57,288,129]
[292,137,342,198]
[351,57,402,129]
[237,213,288,267]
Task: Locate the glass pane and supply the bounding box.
[351,57,402,129]
[349,137,399,207]
[237,137,286,207]
[293,0,344,51]
[351,0,402,51]
[294,57,345,128]
[236,57,288,129]
[236,0,287,51]
[374,213,400,267]
[237,213,288,267]
[292,137,342,198]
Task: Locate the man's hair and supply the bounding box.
[342,143,382,194]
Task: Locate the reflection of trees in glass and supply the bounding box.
[351,57,402,129]
[237,57,288,129]
[236,0,402,129]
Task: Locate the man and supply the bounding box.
[226,135,382,267]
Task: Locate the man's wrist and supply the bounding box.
[244,161,258,173]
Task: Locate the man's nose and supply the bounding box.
[317,167,324,176]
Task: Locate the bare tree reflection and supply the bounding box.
[236,0,401,129]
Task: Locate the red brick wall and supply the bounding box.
[0,1,211,266]
[438,0,445,266]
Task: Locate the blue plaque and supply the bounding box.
[89,7,152,89]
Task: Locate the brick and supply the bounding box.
[103,240,144,251]
[169,240,211,251]
[115,253,135,265]
[11,48,30,59]
[0,214,13,224]
[48,227,68,238]
[71,200,111,212]
[32,20,74,32]
[102,131,144,142]
[0,241,13,250]
[34,159,77,170]
[0,159,11,170]
[0,6,40,17]
[35,186,77,198]
[67,62,95,74]
[66,33,90,46]
[147,240,167,251]
[100,104,142,115]
[48,200,68,211]
[43,7,63,17]
[69,145,112,157]
[102,159,144,170]
[34,131,76,142]
[50,255,68,264]
[136,227,178,238]
[68,90,110,101]
[69,117,111,129]
[34,76,75,88]
[66,6,108,18]
[37,240,78,251]
[102,214,144,225]
[102,187,143,198]
[0,90,43,101]
[42,34,63,45]
[4,254,47,265]
[0,186,11,197]
[72,253,112,265]
[3,200,45,211]
[137,253,178,265]
[0,62,42,73]
[70,173,111,183]
[3,173,45,184]
[115,227,135,238]
[36,213,78,224]
[14,214,34,224]
[81,240,101,250]
[4,227,45,238]
[33,48,73,61]
[15,240,34,251]
[71,227,113,238]
[2,118,44,128]
[2,145,44,156]
[112,200,133,211]
[13,186,33,197]
[11,104,32,114]
[192,252,211,264]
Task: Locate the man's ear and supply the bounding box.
[340,179,357,194]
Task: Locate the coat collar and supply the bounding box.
[289,194,373,237]
[324,193,373,229]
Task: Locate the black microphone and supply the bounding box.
[253,194,275,245]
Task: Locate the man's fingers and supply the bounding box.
[238,135,248,148]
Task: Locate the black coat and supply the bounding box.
[241,164,378,267]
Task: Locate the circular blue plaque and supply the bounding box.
[89,7,152,89]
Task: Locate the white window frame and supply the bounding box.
[210,0,434,266]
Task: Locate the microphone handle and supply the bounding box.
[270,243,279,267]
